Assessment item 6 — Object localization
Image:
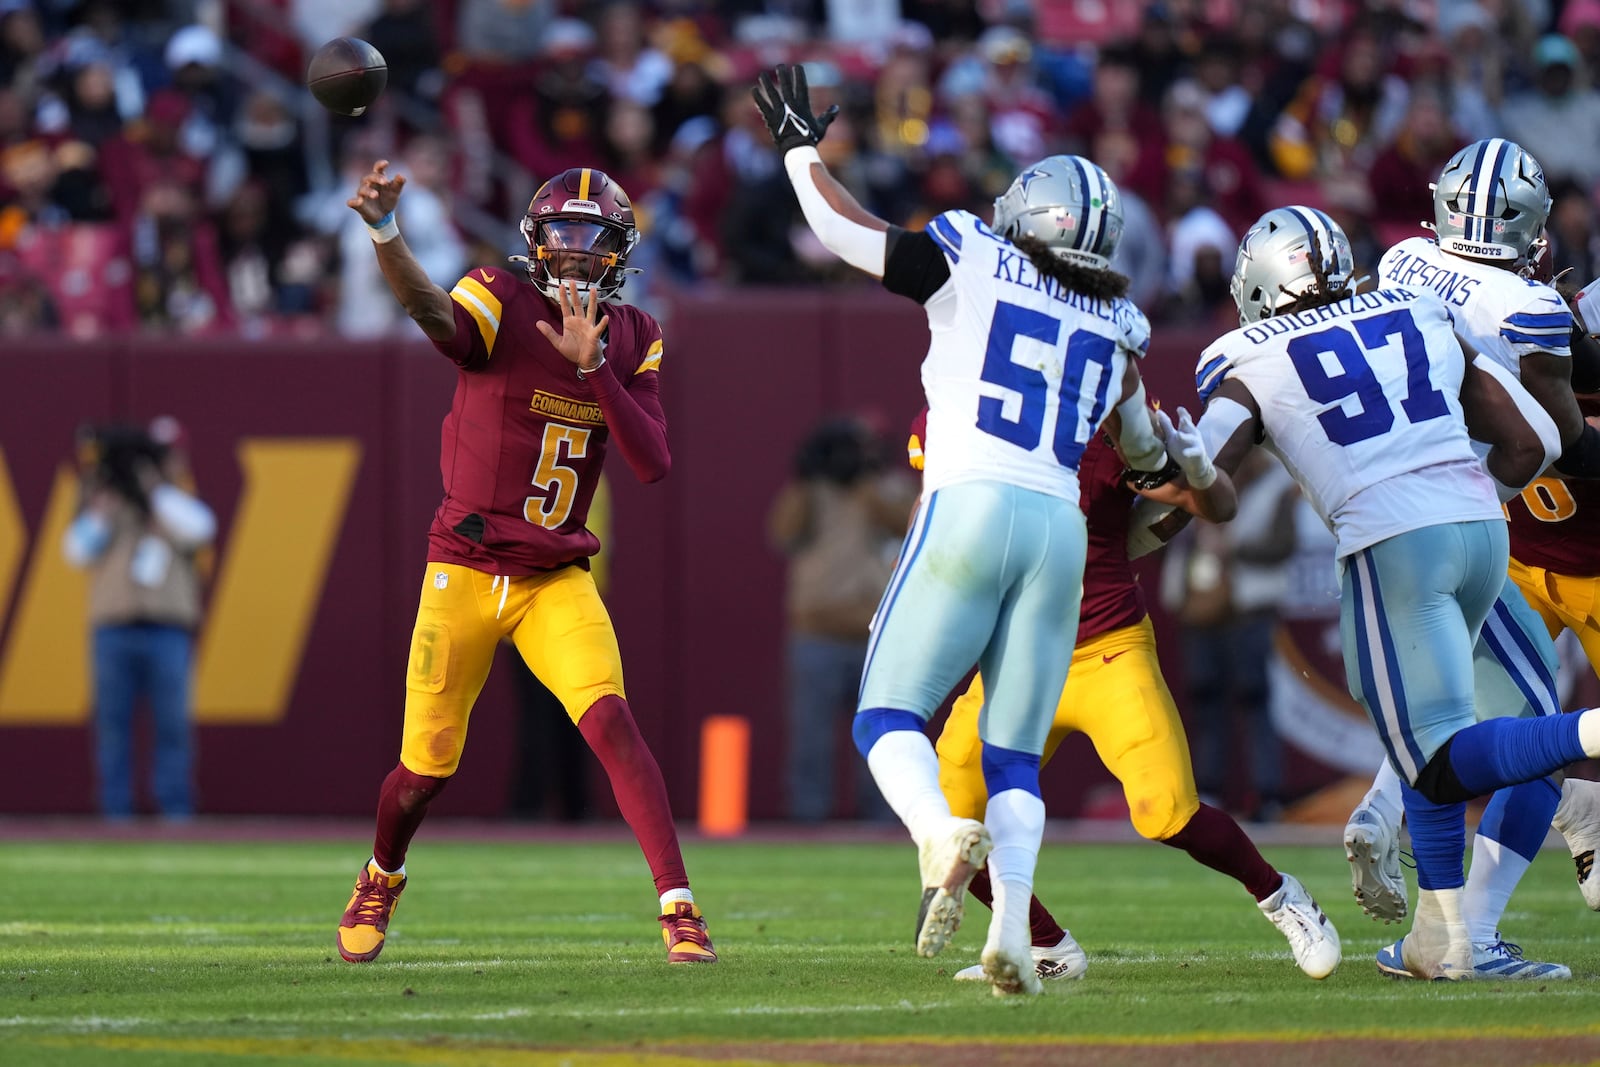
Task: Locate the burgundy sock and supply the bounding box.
[1161,802,1283,901]
[967,867,1066,947]
[578,695,689,897]
[372,763,450,873]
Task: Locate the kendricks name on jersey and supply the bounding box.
[991,243,1144,337]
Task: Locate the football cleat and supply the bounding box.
[1344,801,1408,923]
[659,901,717,963]
[1258,873,1341,979]
[980,933,1044,996]
[1470,934,1571,981]
[953,931,1088,982]
[337,860,406,963]
[1552,777,1600,911]
[914,819,992,958]
[1378,934,1571,981]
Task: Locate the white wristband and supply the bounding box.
[367,211,400,244]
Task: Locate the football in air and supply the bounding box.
[306,37,388,117]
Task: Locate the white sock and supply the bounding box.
[1574,710,1600,758]
[1461,835,1528,945]
[866,729,953,844]
[1361,760,1406,828]
[659,888,694,911]
[1579,708,1600,758]
[986,788,1045,878]
[1416,885,1465,927]
[989,876,1033,954]
[1552,776,1599,839]
[370,857,404,877]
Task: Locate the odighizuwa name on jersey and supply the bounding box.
[1197,285,1503,560]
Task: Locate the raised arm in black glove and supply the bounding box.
[750,64,839,155]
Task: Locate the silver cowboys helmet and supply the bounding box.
[1229,206,1355,326]
[1431,138,1550,267]
[992,155,1125,269]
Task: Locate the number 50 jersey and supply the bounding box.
[1195,287,1502,559]
[918,209,1152,505]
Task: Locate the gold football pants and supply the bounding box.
[936,616,1198,841]
[398,562,625,777]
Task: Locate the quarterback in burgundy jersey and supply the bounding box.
[334,162,714,966]
[910,408,1339,982]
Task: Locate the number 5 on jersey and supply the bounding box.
[525,424,590,528]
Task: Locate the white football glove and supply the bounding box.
[1155,406,1216,490]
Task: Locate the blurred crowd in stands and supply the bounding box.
[4,0,1600,339]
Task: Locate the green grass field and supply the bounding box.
[3,833,1598,1066]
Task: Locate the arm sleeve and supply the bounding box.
[1114,378,1168,471]
[584,360,671,484]
[882,228,952,304]
[782,146,888,275]
[148,484,217,550]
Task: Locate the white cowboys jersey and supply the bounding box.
[1379,236,1572,465]
[919,209,1151,504]
[1196,287,1501,559]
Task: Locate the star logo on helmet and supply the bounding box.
[1017,167,1049,193]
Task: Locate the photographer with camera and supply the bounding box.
[63,416,215,820]
[767,413,916,822]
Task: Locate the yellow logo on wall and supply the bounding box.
[0,439,362,726]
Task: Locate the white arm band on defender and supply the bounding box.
[784,147,887,275]
[1127,497,1179,559]
[1114,379,1167,471]
[1197,396,1253,457]
[1472,353,1562,501]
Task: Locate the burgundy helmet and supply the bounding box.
[518,168,641,302]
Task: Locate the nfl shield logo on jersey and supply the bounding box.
[433,571,449,590]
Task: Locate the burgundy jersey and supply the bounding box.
[427,267,665,574]
[1074,434,1146,641]
[1506,399,1600,577]
[906,410,1144,643]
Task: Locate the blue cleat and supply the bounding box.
[1471,934,1570,981]
[1375,938,1411,979]
[1376,933,1571,980]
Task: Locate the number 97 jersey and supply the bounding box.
[918,209,1151,505]
[1195,286,1502,559]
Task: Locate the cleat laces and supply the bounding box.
[348,872,402,925]
[661,903,710,949]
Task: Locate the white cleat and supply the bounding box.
[1344,802,1407,923]
[981,935,1044,996]
[1259,872,1341,979]
[1552,777,1600,911]
[953,931,1088,982]
[914,819,992,958]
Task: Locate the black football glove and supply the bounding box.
[1121,458,1184,493]
[751,64,839,154]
